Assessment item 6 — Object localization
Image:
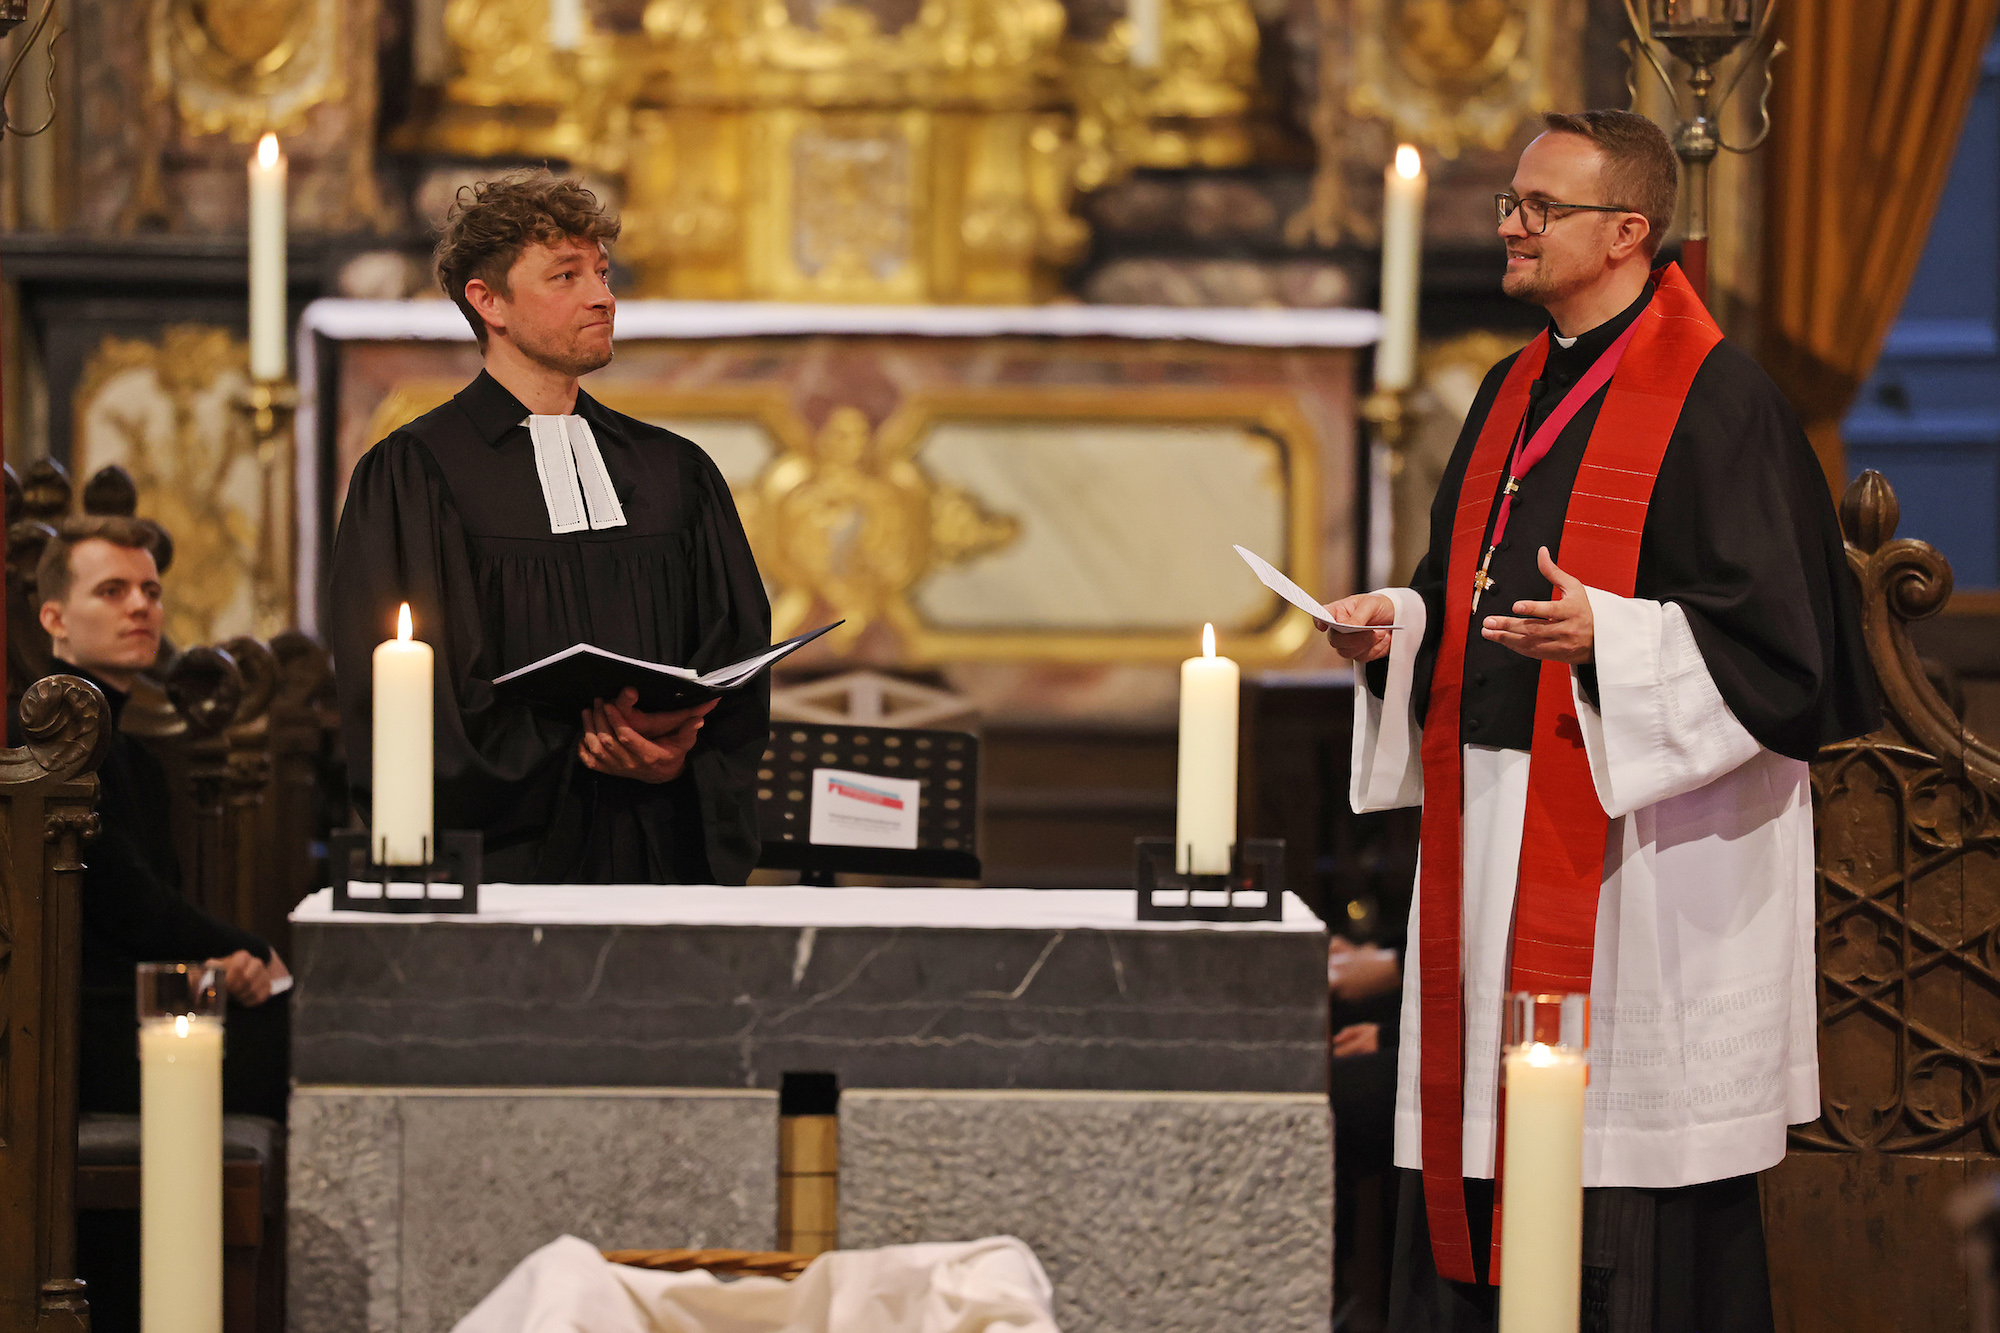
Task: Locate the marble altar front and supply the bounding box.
[287,885,1331,1333]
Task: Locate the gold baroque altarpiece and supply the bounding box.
[417,0,1261,302]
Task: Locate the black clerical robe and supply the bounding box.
[1376,282,1877,759]
[1369,280,1879,1333]
[329,372,773,885]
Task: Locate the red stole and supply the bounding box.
[1415,264,1722,1284]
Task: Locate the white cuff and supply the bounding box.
[1573,587,1762,818]
[1351,587,1429,812]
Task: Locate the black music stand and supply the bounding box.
[754,724,981,884]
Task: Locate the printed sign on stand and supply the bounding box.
[809,768,923,850]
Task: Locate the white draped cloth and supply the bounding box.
[453,1235,1061,1333]
[1352,584,1820,1190]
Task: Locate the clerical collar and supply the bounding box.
[1545,281,1655,375]
[454,370,607,446]
[453,371,626,533]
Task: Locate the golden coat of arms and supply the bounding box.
[150,0,344,140]
[1348,0,1581,157]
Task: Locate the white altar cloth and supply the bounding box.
[291,884,1323,933]
[300,298,1380,350]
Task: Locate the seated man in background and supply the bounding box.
[37,516,291,1121]
[1330,934,1405,1333]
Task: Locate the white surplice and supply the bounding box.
[1352,584,1820,1190]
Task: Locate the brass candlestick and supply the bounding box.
[233,378,299,632]
[1361,386,1410,472]
[1624,0,1784,302]
[1361,385,1412,590]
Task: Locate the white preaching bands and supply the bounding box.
[526,414,626,534]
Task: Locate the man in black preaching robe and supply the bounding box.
[328,172,771,885]
[1322,112,1877,1333]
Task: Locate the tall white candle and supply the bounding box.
[1497,1042,1587,1332]
[373,602,435,865]
[1376,143,1427,394]
[1128,0,1162,68]
[141,1014,224,1333]
[247,133,287,382]
[1174,623,1239,875]
[550,0,585,50]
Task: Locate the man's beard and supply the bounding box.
[516,323,615,378]
[1502,251,1562,305]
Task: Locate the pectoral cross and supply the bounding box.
[1472,478,1520,612]
[1472,547,1497,612]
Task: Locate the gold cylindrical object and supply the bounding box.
[778,1114,839,1255]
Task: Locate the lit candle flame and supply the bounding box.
[1394,144,1422,180]
[175,1014,189,1038]
[397,603,413,641]
[257,132,281,170]
[1526,1041,1558,1066]
[1202,623,1216,658]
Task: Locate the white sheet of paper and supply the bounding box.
[1232,544,1406,631]
[809,768,922,851]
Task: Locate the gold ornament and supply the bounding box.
[412,0,1261,301]
[741,407,1021,644]
[149,0,345,140]
[1347,0,1582,158]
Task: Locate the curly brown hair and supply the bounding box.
[1539,110,1679,257]
[433,170,622,346]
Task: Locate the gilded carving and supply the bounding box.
[791,124,917,292]
[149,0,345,139]
[73,326,288,645]
[414,0,1260,301]
[742,406,1021,645]
[1347,0,1581,157]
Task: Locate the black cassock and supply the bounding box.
[1375,285,1879,1333]
[1375,281,1878,761]
[329,371,773,885]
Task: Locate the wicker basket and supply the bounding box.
[603,1248,814,1281]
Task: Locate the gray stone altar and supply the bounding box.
[288,886,1331,1333]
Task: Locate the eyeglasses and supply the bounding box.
[1495,193,1634,234]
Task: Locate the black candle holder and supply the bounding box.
[327,830,484,914]
[1133,837,1285,922]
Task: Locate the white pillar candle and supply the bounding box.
[1375,143,1427,394]
[140,1013,224,1333]
[1174,623,1239,875]
[550,0,585,50]
[372,602,435,865]
[247,133,287,382]
[1497,1041,1587,1333]
[1128,0,1162,68]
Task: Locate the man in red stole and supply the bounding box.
[1323,110,1877,1332]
